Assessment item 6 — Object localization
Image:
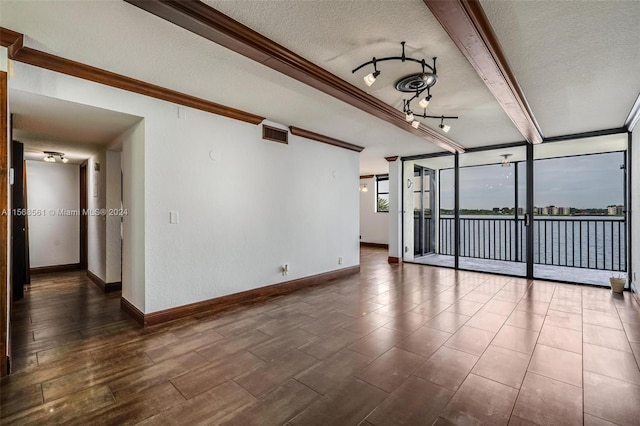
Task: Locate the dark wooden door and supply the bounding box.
[11,141,27,300]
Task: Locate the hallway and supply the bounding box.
[1,248,640,425]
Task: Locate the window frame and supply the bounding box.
[376,174,389,213]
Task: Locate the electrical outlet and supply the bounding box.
[282,264,288,276]
[338,257,343,265]
[405,246,408,253]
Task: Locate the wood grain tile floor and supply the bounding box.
[2,247,640,425]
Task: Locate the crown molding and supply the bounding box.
[289,126,364,153]
[424,0,543,144]
[0,27,264,125]
[124,0,465,153]
[385,156,399,162]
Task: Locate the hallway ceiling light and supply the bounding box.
[43,151,68,163]
[354,42,459,133]
[501,153,513,167]
[360,183,368,192]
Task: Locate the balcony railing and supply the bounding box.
[437,216,626,272]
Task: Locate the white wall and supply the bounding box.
[26,161,79,268]
[87,151,106,279]
[359,176,388,244]
[105,150,122,284]
[10,64,359,314]
[87,148,123,285]
[632,130,639,294]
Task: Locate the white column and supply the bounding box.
[388,157,402,262]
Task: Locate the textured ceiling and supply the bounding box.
[2,1,637,174]
[480,0,640,137]
[10,89,141,164]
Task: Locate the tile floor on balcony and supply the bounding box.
[1,246,639,425]
[413,254,622,287]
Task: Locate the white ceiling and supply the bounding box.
[10,89,141,164]
[1,1,638,173]
[480,0,640,137]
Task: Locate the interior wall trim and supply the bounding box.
[360,242,389,249]
[120,297,145,326]
[125,265,360,327]
[289,126,364,153]
[123,0,465,154]
[625,92,640,132]
[87,270,122,293]
[359,175,374,179]
[424,0,543,145]
[30,263,81,275]
[388,256,402,264]
[0,27,264,125]
[385,156,399,162]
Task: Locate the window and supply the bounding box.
[376,174,389,212]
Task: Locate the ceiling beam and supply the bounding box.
[124,0,465,153]
[625,92,640,132]
[424,0,543,144]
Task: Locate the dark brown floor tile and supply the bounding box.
[248,328,316,361]
[513,372,582,426]
[424,311,470,334]
[348,327,409,358]
[2,385,115,425]
[138,380,255,426]
[528,344,582,387]
[444,325,495,356]
[583,309,623,330]
[195,330,271,362]
[171,350,265,399]
[0,383,43,418]
[492,325,538,355]
[366,376,454,426]
[41,352,154,402]
[537,323,582,354]
[584,371,640,426]
[108,351,208,400]
[441,374,518,426]
[220,379,320,426]
[295,349,372,395]
[289,378,387,426]
[298,327,361,359]
[583,323,632,352]
[414,346,478,392]
[71,381,185,425]
[355,347,424,392]
[583,343,640,385]
[235,349,318,397]
[544,309,582,331]
[299,312,353,336]
[396,326,452,358]
[505,310,545,332]
[472,345,530,389]
[466,310,508,333]
[382,312,430,334]
[144,328,225,363]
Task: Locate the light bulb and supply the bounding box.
[361,184,368,192]
[441,124,451,133]
[61,157,69,163]
[405,112,414,122]
[363,70,380,87]
[411,120,420,129]
[418,97,430,109]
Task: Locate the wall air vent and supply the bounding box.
[262,125,288,144]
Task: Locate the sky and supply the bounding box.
[439,151,625,210]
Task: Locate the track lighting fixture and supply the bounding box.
[411,120,421,129]
[43,151,69,163]
[405,111,414,122]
